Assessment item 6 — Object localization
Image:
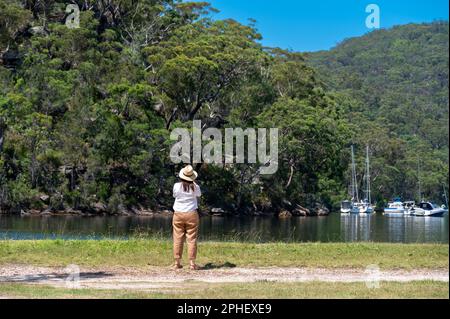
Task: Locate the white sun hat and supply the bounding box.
[178,165,198,182]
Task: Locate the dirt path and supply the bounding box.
[0,265,448,290]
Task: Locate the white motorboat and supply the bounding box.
[410,202,448,217]
[383,200,416,216]
[408,161,448,217]
[383,200,405,215]
[403,201,416,215]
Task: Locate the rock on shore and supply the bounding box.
[279,203,331,218]
[3,202,330,218]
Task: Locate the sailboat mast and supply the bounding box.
[443,183,448,208]
[350,145,354,200]
[417,159,422,202]
[366,145,371,204]
[351,145,359,202]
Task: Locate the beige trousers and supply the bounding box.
[172,211,199,261]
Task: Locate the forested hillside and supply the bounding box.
[306,21,449,206]
[0,1,448,215]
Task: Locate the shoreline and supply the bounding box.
[0,206,333,218]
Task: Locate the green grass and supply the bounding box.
[0,240,448,269]
[0,281,448,299]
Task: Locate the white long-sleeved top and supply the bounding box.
[173,182,201,213]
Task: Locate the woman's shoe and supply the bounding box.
[172,263,183,270]
[189,264,200,270]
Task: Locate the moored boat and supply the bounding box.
[358,200,374,214]
[340,200,352,213]
[383,200,405,216]
[341,145,360,214]
[341,145,375,214]
[383,200,416,216]
[410,202,448,217]
[359,145,374,214]
[403,201,416,215]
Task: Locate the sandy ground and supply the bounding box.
[0,264,448,290]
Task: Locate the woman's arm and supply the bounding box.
[193,183,201,197]
[173,183,181,198]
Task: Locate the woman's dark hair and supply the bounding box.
[180,179,195,193]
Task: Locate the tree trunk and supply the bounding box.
[165,107,178,130]
[285,163,294,189]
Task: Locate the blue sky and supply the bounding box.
[205,0,449,52]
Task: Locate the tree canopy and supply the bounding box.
[306,21,449,206]
[0,1,448,214]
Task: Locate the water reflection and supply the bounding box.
[0,213,448,243]
[340,214,373,242]
[340,214,448,243]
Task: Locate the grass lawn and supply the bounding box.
[0,240,448,269]
[0,280,448,299]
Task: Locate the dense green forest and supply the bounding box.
[306,22,449,208]
[0,1,448,215]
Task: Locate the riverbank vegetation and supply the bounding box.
[0,1,448,216]
[1,280,448,299]
[306,22,449,209]
[0,240,448,269]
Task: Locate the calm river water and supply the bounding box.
[0,213,448,243]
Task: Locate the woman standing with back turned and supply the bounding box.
[172,165,201,270]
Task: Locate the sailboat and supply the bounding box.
[358,145,374,214]
[340,145,361,214]
[341,145,375,214]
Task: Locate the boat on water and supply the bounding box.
[383,199,415,216]
[410,202,448,217]
[340,200,353,213]
[340,145,374,214]
[358,146,374,214]
[340,200,360,214]
[405,160,448,217]
[383,199,405,215]
[340,145,361,214]
[404,201,416,213]
[354,201,374,214]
